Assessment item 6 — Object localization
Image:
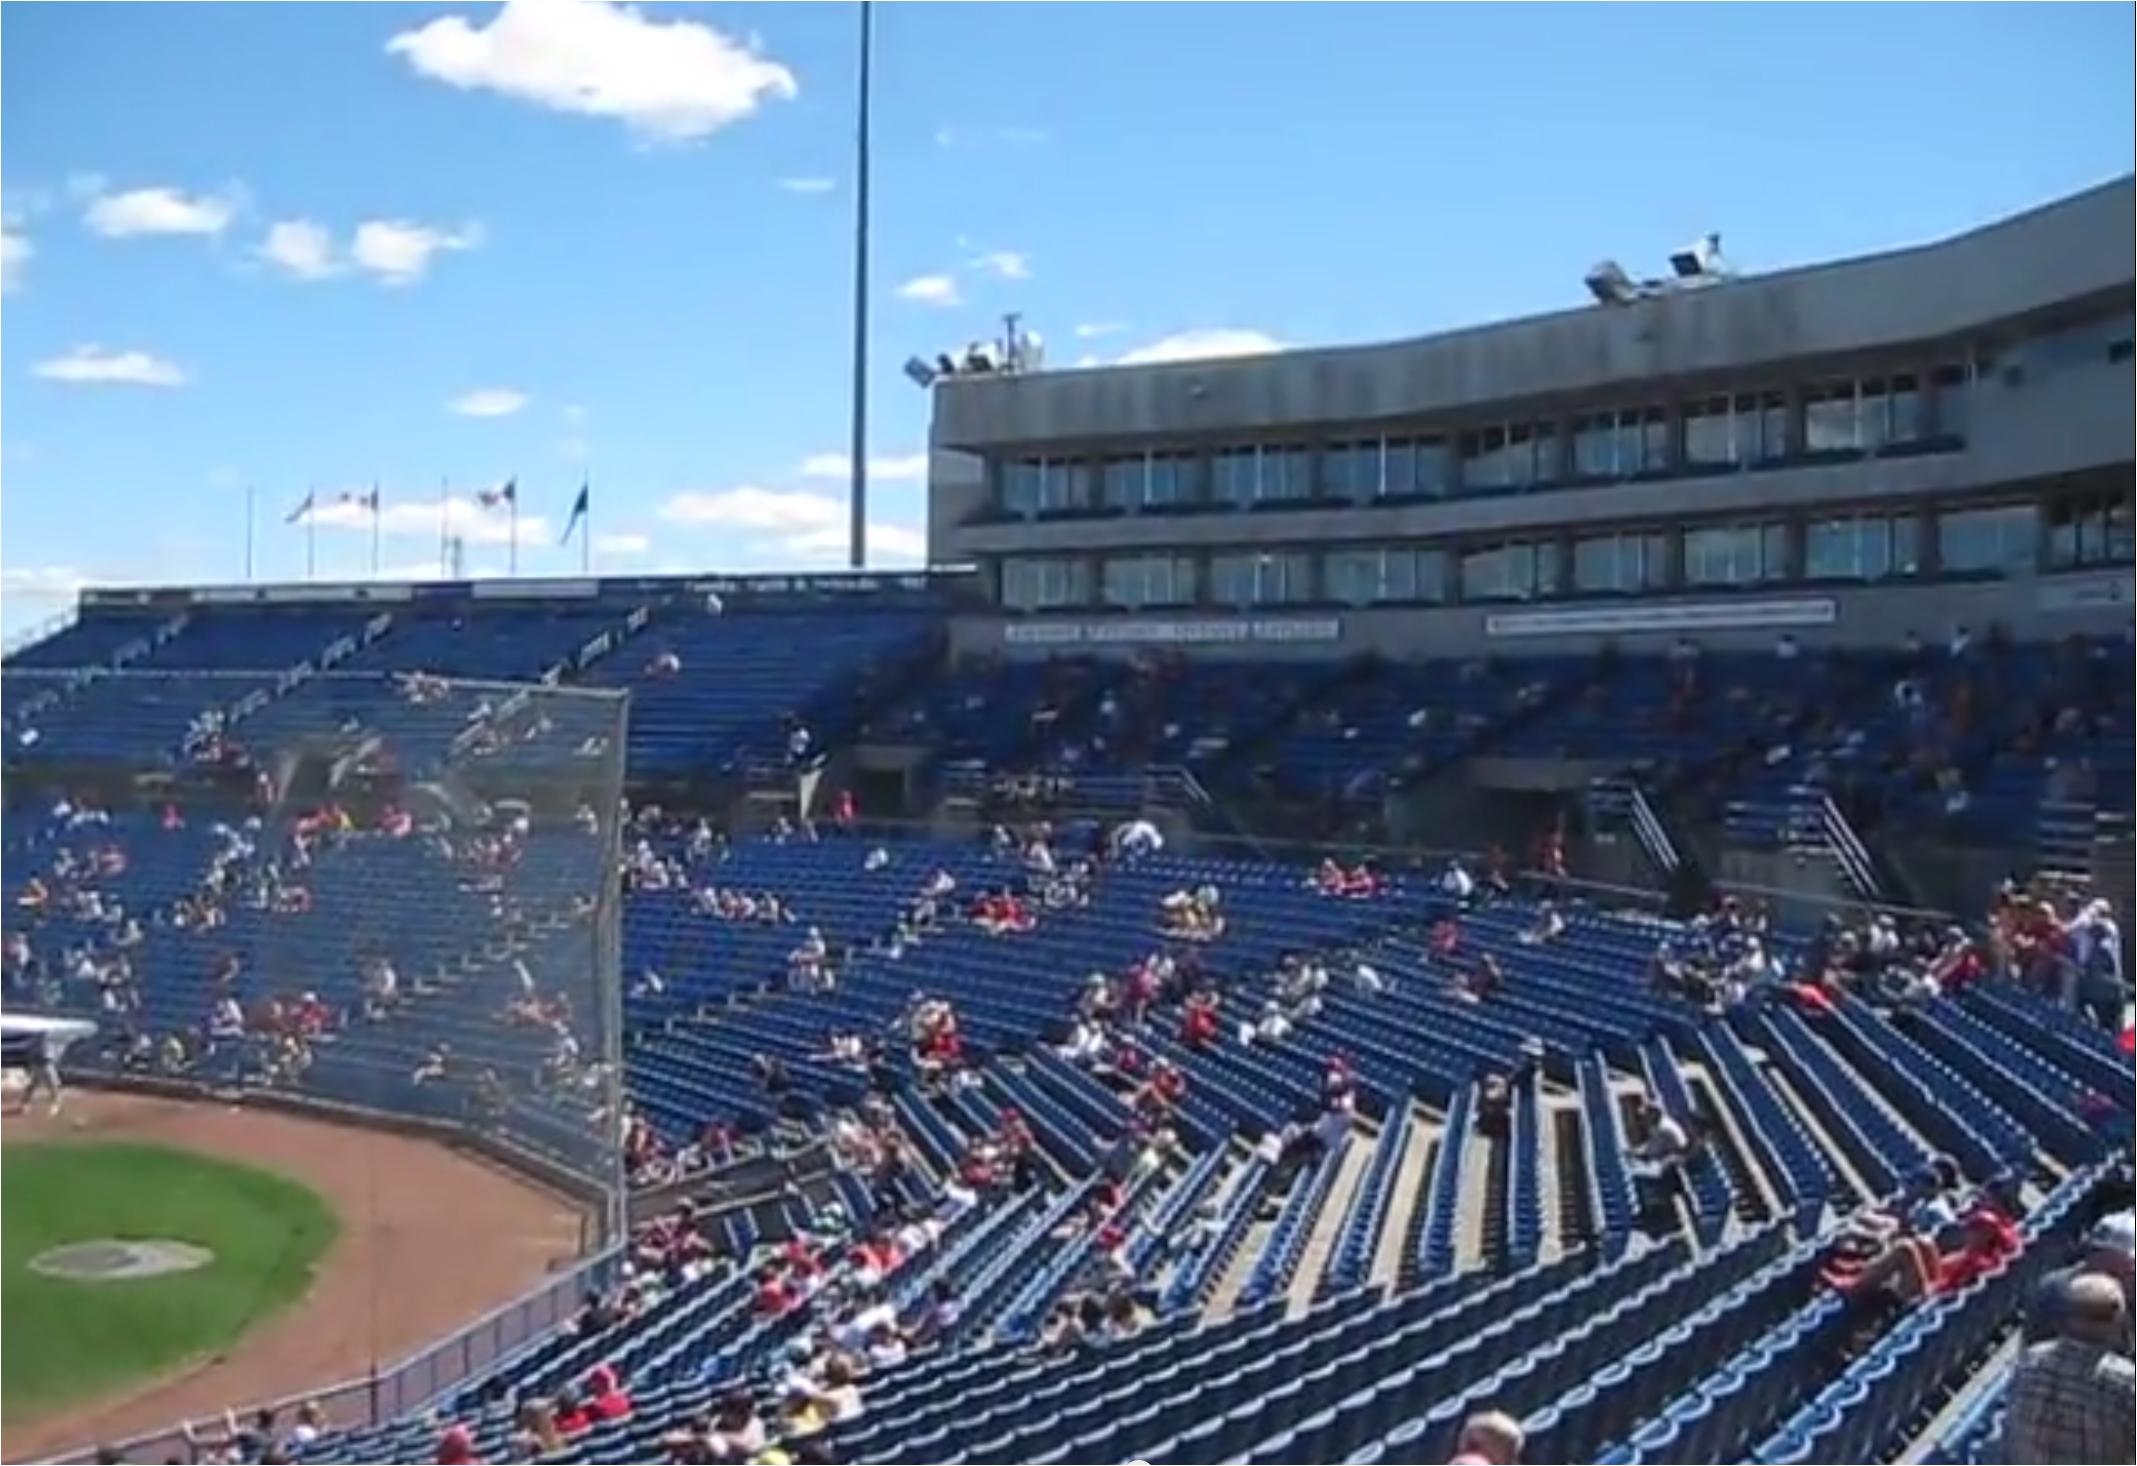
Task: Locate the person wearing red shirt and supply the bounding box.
[755,1268,796,1317]
[1149,1061,1187,1108]
[1181,993,1220,1048]
[585,1364,632,1422]
[435,1423,481,1465]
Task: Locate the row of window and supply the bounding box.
[992,305,2137,519]
[996,370,1970,515]
[995,495,2132,610]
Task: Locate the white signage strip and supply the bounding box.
[1484,598,1838,640]
[1004,617,1343,648]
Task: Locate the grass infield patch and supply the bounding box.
[1,1139,340,1423]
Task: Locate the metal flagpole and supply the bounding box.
[846,0,874,570]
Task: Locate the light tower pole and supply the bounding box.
[846,0,875,570]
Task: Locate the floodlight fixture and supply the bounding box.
[1586,259,1640,306]
[1670,232,1728,280]
[902,356,940,390]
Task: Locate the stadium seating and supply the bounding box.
[4,591,2132,1466]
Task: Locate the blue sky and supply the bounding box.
[3,1,2132,636]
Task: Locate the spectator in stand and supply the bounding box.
[435,1421,481,1465]
[2026,1211,2136,1347]
[2004,1273,2137,1465]
[1626,1099,1689,1180]
[1449,1409,1525,1464]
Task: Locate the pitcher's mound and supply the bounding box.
[30,1239,215,1282]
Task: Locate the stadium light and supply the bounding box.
[902,313,1046,390]
[1585,260,1642,307]
[1670,232,1730,281]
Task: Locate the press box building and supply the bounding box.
[924,177,2135,661]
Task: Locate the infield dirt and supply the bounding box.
[1,1092,586,1463]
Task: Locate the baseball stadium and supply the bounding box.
[2,174,2131,1466]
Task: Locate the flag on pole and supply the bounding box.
[560,483,590,545]
[561,481,592,573]
[292,486,320,580]
[361,484,383,572]
[477,476,522,573]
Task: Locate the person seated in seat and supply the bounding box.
[1477,1074,1514,1138]
[1179,989,1221,1049]
[1430,917,1463,964]
[1517,903,1566,947]
[972,889,1034,936]
[1134,1059,1187,1119]
[1457,954,1504,1004]
[1626,1099,1690,1180]
[911,1002,962,1074]
[2026,1210,2135,1346]
[1449,1409,1526,1465]
[1829,1190,2022,1348]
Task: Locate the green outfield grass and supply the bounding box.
[1,1139,341,1424]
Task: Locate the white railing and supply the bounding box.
[1627,784,1683,876]
[1816,794,1882,901]
[1589,776,1680,875]
[1,606,78,659]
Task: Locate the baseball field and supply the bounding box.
[1,1137,341,1426]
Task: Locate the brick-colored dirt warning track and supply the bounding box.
[3,1092,587,1463]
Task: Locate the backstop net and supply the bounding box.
[2,667,631,1243]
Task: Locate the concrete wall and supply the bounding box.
[947,566,2135,662]
[930,178,2134,451]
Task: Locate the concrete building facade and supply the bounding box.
[927,177,2136,660]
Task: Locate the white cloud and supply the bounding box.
[658,484,922,567]
[1074,321,1128,339]
[895,273,960,307]
[256,219,339,280]
[33,345,189,388]
[1,229,30,293]
[560,404,591,462]
[388,0,797,143]
[83,185,240,239]
[661,485,839,533]
[350,219,482,285]
[798,452,928,484]
[784,522,926,566]
[1115,328,1285,367]
[970,250,1030,281]
[593,532,650,557]
[300,494,550,547]
[0,565,89,601]
[777,177,836,195]
[449,387,530,418]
